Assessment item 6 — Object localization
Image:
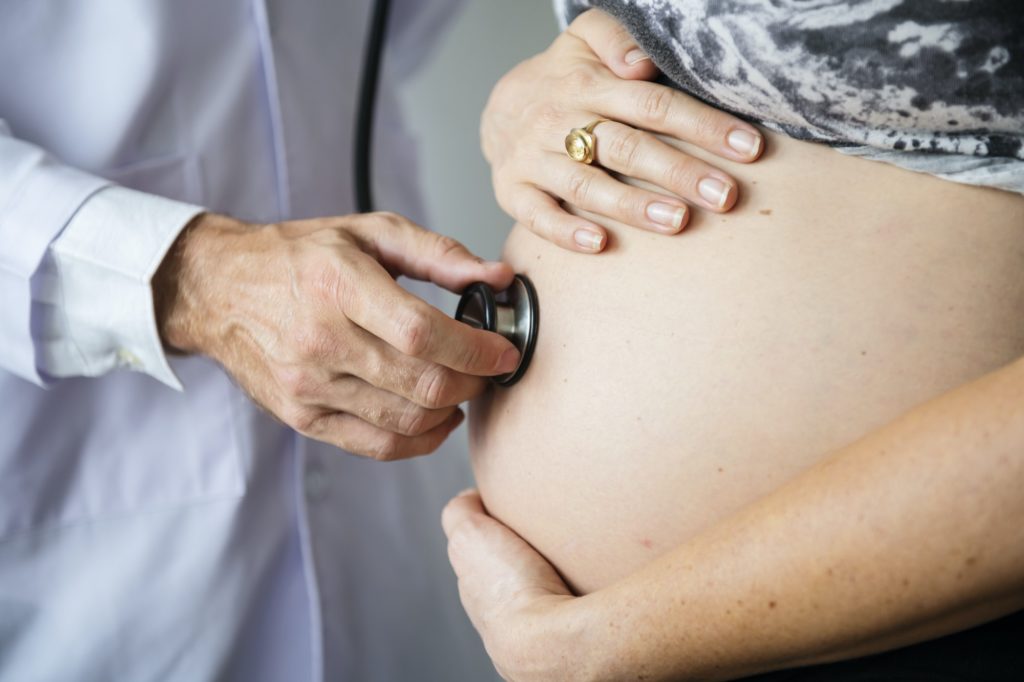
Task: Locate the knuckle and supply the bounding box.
[414,432,445,457]
[276,366,318,401]
[364,211,406,243]
[532,101,563,130]
[666,161,699,193]
[295,323,337,362]
[329,257,361,315]
[446,526,470,563]
[488,68,522,111]
[394,309,434,357]
[397,403,432,436]
[492,175,512,208]
[415,366,454,409]
[359,403,387,428]
[489,71,513,104]
[610,23,635,49]
[457,337,487,373]
[605,128,644,170]
[615,189,647,218]
[565,169,593,205]
[446,522,471,557]
[637,86,674,126]
[517,196,545,233]
[450,515,487,550]
[283,404,319,433]
[689,107,725,142]
[356,346,382,382]
[569,8,602,29]
[367,432,403,462]
[306,261,343,306]
[428,232,464,260]
[564,63,600,94]
[371,210,404,228]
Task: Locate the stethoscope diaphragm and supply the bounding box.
[454,274,539,386]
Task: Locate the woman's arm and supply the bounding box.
[443,354,1024,681]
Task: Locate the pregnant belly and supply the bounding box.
[469,131,1024,595]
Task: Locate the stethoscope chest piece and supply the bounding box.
[455,274,539,386]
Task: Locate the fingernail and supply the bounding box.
[726,129,762,158]
[646,202,687,232]
[698,177,733,209]
[497,347,520,373]
[625,48,651,66]
[573,229,605,252]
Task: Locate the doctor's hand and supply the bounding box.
[482,9,764,253]
[155,212,517,460]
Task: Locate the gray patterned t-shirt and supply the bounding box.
[556,0,1024,194]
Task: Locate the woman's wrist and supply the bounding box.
[542,587,669,682]
[516,593,620,682]
[575,593,645,682]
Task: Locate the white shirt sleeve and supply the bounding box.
[0,119,202,389]
[37,186,203,390]
[0,120,109,385]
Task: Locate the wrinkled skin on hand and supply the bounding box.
[155,211,518,460]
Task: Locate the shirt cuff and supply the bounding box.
[37,186,204,390]
[0,148,110,385]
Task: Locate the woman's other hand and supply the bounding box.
[482,9,764,253]
[442,490,588,681]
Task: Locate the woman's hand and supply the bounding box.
[444,359,1024,681]
[483,9,764,253]
[442,490,588,681]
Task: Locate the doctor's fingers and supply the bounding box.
[304,407,465,461]
[348,212,514,293]
[338,324,489,409]
[338,255,519,377]
[313,375,461,438]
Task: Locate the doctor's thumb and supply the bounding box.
[568,9,660,81]
[356,212,514,293]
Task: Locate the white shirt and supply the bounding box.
[0,1,497,680]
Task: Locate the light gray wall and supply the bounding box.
[399,0,559,262]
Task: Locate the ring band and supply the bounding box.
[565,119,609,165]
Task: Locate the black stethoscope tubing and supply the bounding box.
[353,0,539,385]
[354,0,391,214]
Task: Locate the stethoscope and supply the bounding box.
[354,0,539,386]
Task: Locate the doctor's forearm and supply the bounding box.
[575,355,1024,681]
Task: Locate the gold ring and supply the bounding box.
[565,119,609,165]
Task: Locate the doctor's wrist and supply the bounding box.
[153,212,252,357]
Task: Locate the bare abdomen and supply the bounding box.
[469,132,1024,594]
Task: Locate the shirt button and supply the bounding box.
[116,349,142,369]
[304,468,329,501]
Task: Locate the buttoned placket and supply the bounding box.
[249,3,323,682]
